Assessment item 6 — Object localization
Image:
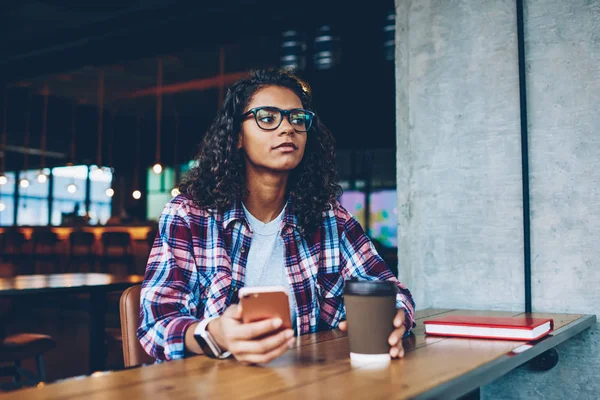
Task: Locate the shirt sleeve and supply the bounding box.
[339,214,416,333]
[137,202,202,361]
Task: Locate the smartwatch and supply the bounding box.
[193,316,231,359]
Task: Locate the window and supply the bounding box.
[338,190,366,230]
[17,169,50,226]
[146,167,177,221]
[89,165,112,225]
[51,165,87,225]
[0,172,16,226]
[368,189,398,248]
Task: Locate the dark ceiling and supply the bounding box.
[0,1,397,175]
[1,0,341,84]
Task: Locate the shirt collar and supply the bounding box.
[222,199,246,230]
[222,197,300,232]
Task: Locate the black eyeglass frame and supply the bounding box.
[240,106,316,132]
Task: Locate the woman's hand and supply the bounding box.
[339,309,407,359]
[208,304,295,364]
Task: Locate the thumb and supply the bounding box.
[226,304,243,321]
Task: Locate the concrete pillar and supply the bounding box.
[395,0,599,398]
[395,0,524,311]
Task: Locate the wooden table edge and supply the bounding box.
[411,314,597,400]
[0,275,143,296]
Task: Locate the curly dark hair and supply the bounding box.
[180,68,342,235]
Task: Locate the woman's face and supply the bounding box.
[238,85,308,174]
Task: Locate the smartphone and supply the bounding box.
[238,286,293,330]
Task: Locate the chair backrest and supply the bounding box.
[102,231,131,249]
[3,229,26,248]
[119,284,154,367]
[0,262,16,279]
[31,230,59,246]
[69,231,95,247]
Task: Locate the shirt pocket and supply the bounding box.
[316,272,345,299]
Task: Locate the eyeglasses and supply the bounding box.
[240,106,315,132]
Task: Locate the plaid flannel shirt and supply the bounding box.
[138,194,415,361]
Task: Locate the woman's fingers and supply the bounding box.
[229,317,284,341]
[236,336,295,364]
[231,329,294,355]
[388,326,406,347]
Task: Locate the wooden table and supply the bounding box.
[2,309,595,400]
[0,273,144,374]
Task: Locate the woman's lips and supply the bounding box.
[273,143,298,151]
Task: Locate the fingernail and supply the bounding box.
[285,330,294,339]
[390,347,399,357]
[399,349,405,358]
[389,336,398,346]
[394,318,401,327]
[273,318,282,328]
[287,337,295,348]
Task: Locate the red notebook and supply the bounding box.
[423,315,554,341]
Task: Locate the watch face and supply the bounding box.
[195,333,215,357]
[197,331,223,358]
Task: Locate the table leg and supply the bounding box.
[529,348,559,371]
[89,290,106,374]
[459,387,481,400]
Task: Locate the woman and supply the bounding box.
[138,68,415,364]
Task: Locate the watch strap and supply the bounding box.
[194,316,231,359]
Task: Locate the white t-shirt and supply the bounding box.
[242,203,297,331]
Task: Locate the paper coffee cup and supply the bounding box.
[343,279,398,368]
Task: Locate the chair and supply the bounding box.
[30,229,61,274]
[0,228,28,269]
[66,230,97,272]
[100,232,136,275]
[0,334,56,387]
[119,285,154,367]
[0,262,56,390]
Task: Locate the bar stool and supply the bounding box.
[1,228,28,272]
[0,262,56,391]
[0,334,56,390]
[100,232,136,275]
[67,231,97,272]
[30,230,61,274]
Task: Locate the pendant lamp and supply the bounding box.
[152,58,163,175]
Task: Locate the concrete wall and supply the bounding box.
[395,0,525,311]
[486,1,600,398]
[395,0,599,398]
[526,0,600,318]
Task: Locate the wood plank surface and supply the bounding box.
[2,310,590,400]
[265,311,585,400]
